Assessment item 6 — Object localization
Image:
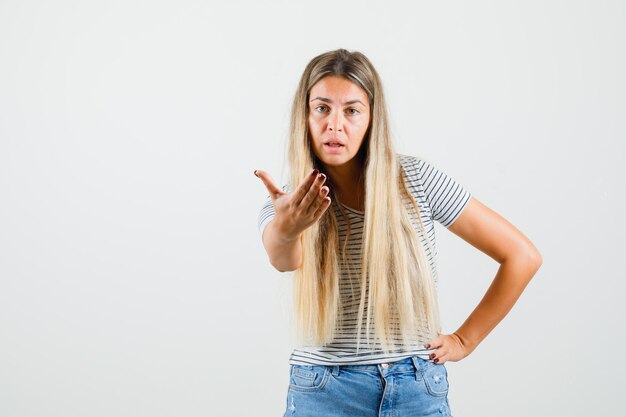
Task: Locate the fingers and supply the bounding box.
[254,169,285,200]
[292,169,321,206]
[311,192,332,220]
[429,348,448,364]
[424,335,442,351]
[300,172,329,214]
[426,334,465,364]
[425,334,445,363]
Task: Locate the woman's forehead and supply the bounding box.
[309,76,369,104]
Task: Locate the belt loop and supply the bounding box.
[411,356,421,381]
[331,365,340,377]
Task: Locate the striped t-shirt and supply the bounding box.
[258,154,472,366]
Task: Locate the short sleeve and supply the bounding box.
[417,158,472,228]
[258,194,275,238]
[258,183,289,239]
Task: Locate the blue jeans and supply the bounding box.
[283,355,453,417]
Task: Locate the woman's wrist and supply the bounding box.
[452,331,478,353]
[272,217,301,243]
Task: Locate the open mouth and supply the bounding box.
[325,143,344,148]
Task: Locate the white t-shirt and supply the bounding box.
[258,154,472,366]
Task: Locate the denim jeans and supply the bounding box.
[283,355,453,417]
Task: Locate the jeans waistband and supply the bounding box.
[329,355,431,380]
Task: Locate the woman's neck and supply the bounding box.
[322,159,366,212]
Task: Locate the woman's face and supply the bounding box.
[308,75,371,171]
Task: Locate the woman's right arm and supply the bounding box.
[261,218,303,272]
[255,168,331,273]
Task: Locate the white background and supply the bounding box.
[1,1,624,416]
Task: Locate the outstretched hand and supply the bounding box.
[254,168,332,239]
[424,332,474,364]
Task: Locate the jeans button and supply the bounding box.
[381,363,389,368]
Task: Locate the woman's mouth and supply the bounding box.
[324,142,344,153]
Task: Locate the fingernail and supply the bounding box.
[319,173,326,180]
[434,359,439,363]
[311,169,319,176]
[254,170,258,177]
[424,344,430,349]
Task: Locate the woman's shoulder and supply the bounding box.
[397,152,426,164]
[397,153,426,178]
[397,153,448,177]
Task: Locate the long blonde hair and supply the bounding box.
[287,48,441,353]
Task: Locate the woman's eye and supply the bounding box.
[347,108,359,115]
[315,105,327,113]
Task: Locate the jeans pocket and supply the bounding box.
[288,365,331,392]
[422,363,449,397]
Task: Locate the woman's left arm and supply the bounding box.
[425,196,543,364]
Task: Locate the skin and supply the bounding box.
[425,198,542,364]
[307,75,371,211]
[256,75,543,364]
[254,75,371,272]
[254,166,330,272]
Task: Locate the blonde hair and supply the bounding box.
[287,48,441,353]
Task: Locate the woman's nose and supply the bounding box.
[327,111,344,132]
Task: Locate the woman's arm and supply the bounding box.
[255,168,331,273]
[262,219,303,272]
[426,196,543,363]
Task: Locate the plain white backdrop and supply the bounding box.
[1,1,624,416]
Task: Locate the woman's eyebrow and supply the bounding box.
[310,97,365,106]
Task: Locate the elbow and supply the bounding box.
[272,262,300,272]
[268,249,303,273]
[513,239,543,271]
[504,248,542,275]
[269,258,285,273]
[278,264,301,273]
[529,246,543,270]
[270,259,301,273]
[522,249,543,276]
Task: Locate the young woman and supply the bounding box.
[254,48,542,417]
